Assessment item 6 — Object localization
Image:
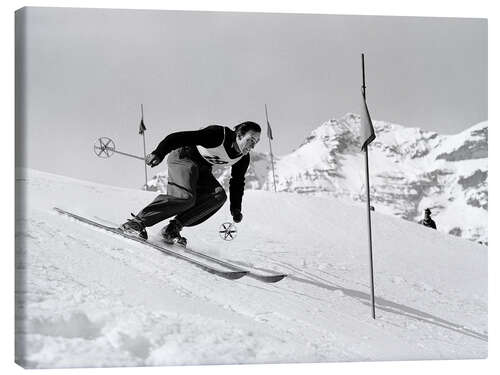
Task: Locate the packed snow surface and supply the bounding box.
[15,169,487,369]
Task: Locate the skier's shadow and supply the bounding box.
[286,273,487,342]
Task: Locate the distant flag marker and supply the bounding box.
[266,114,274,140]
[139,104,148,189]
[265,104,277,192]
[360,95,376,150]
[139,103,147,134]
[139,118,147,135]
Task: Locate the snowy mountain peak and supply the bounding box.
[301,114,360,150]
[434,121,487,162]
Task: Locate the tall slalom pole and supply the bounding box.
[362,54,376,320]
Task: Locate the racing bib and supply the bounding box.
[196,129,244,166]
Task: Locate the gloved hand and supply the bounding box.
[145,153,162,167]
[231,209,243,223]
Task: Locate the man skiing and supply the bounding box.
[119,121,262,246]
[418,208,437,230]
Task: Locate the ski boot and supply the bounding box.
[119,216,148,240]
[161,218,187,247]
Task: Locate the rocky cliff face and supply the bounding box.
[147,114,488,244]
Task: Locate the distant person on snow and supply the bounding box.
[119,121,262,246]
[418,208,437,230]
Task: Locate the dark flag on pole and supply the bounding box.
[139,118,147,135]
[360,95,376,150]
[264,104,277,192]
[266,117,274,140]
[139,104,148,189]
[139,103,147,135]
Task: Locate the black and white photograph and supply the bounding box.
[13,4,489,371]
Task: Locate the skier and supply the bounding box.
[119,121,262,246]
[418,208,437,230]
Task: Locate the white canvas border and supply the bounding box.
[2,0,497,374]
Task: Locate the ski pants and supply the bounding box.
[136,148,227,227]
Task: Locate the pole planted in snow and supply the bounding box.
[362,53,376,319]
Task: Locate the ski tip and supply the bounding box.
[264,274,287,283]
[53,207,70,216]
[226,271,248,280]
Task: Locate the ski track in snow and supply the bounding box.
[15,169,487,368]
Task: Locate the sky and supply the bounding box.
[16,7,487,189]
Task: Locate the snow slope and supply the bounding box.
[15,169,487,369]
